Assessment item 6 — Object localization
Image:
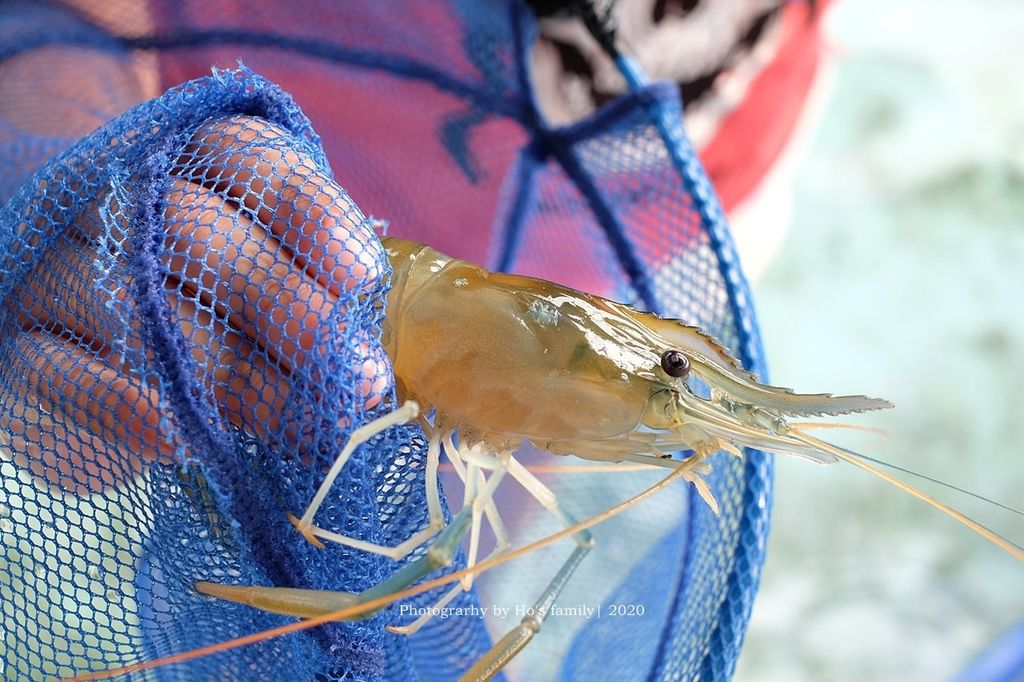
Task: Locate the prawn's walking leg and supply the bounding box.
[461,540,592,682]
[501,456,594,549]
[197,504,475,620]
[198,442,514,631]
[462,447,513,588]
[441,435,515,586]
[452,453,596,682]
[388,445,512,636]
[289,400,446,561]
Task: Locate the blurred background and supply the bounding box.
[1,0,1020,679]
[735,1,1024,680]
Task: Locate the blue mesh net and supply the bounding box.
[0,1,773,680]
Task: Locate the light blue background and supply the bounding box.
[736,1,1024,680]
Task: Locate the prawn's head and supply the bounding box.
[633,314,893,465]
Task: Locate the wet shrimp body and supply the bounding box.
[381,236,890,464]
[190,238,1022,682]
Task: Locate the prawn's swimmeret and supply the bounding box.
[91,238,1019,682]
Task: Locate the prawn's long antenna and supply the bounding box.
[68,461,692,681]
[789,421,888,437]
[831,446,1024,518]
[789,430,1024,562]
[440,462,654,475]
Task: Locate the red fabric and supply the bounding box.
[699,2,825,211]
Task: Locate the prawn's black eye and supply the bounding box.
[660,350,690,378]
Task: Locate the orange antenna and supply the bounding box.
[790,430,1024,562]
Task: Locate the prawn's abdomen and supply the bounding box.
[382,238,651,442]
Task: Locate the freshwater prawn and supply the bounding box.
[168,236,1023,682]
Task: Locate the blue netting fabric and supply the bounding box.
[0,1,772,680]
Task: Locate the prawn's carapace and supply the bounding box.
[82,238,1020,682]
[381,236,892,470]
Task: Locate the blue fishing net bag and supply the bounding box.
[0,1,772,680]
